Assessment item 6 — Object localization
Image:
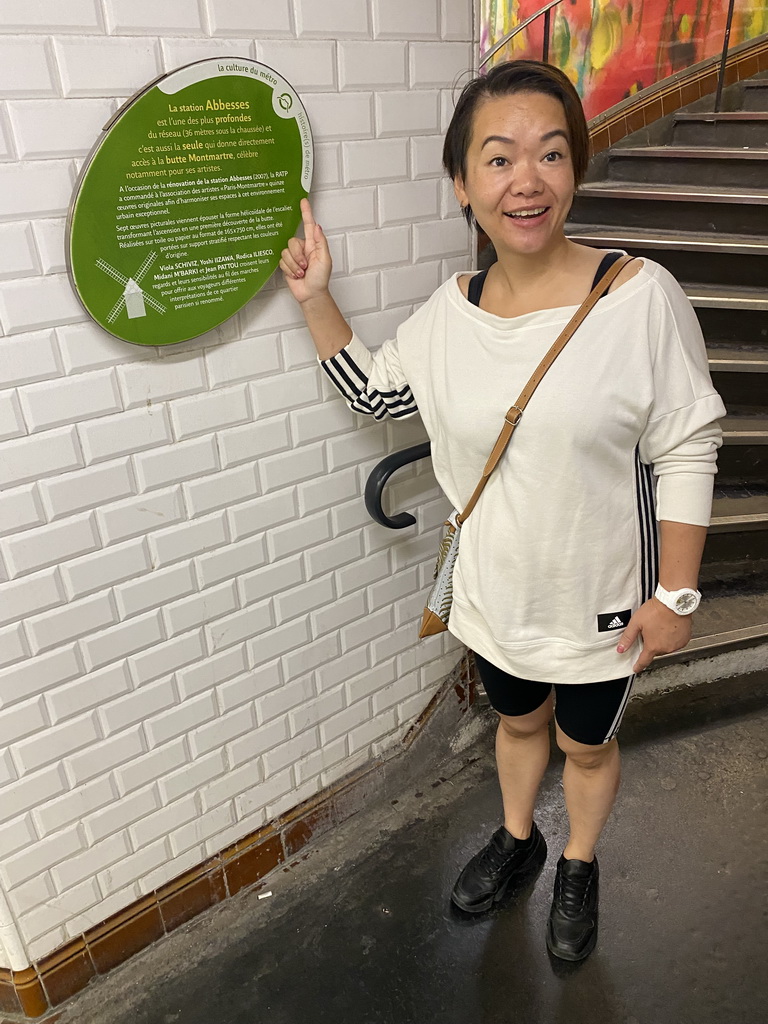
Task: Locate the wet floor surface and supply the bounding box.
[61,705,768,1024]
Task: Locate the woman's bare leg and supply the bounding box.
[556,725,621,861]
[495,694,554,839]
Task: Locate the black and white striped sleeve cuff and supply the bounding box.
[319,334,418,421]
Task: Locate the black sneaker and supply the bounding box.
[451,822,547,914]
[546,855,599,961]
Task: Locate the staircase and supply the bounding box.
[568,74,768,670]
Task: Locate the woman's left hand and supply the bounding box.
[616,599,693,673]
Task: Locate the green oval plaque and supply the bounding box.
[68,58,313,346]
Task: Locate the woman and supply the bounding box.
[280,60,725,962]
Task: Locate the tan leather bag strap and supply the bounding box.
[456,254,634,525]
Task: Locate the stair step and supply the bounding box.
[657,583,768,663]
[716,455,767,487]
[671,111,768,146]
[705,492,768,563]
[721,416,768,444]
[716,418,768,485]
[662,621,768,661]
[568,226,768,256]
[569,186,768,235]
[577,182,768,205]
[613,146,768,161]
[608,147,768,187]
[708,350,768,374]
[684,284,768,312]
[707,349,768,371]
[708,350,768,412]
[569,229,767,290]
[675,112,768,122]
[710,491,768,531]
[741,79,768,112]
[695,304,768,349]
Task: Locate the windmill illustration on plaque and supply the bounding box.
[96,251,167,323]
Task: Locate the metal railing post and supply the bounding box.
[714,0,738,113]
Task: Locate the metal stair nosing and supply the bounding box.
[709,512,768,534]
[684,285,768,311]
[721,417,768,444]
[610,146,768,161]
[576,183,768,206]
[567,228,768,256]
[707,351,768,372]
[674,111,768,122]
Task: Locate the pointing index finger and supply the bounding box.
[300,197,316,230]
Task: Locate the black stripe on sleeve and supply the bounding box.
[322,348,418,419]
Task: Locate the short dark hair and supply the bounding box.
[443,60,589,226]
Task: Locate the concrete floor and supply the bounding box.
[60,703,768,1024]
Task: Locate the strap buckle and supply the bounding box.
[505,406,523,426]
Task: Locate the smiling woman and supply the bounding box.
[278,58,726,965]
[444,62,636,317]
[444,60,589,227]
[455,93,577,267]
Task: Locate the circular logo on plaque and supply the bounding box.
[67,58,313,346]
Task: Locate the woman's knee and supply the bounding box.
[498,696,553,739]
[557,727,617,769]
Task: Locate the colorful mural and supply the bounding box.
[481,1,768,119]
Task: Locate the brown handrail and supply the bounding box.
[714,0,738,113]
[478,0,564,69]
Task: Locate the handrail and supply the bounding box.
[479,0,563,69]
[364,443,432,529]
[714,0,738,114]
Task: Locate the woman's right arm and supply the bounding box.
[279,198,352,360]
[280,198,419,422]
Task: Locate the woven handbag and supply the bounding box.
[418,255,634,639]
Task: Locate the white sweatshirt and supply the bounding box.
[321,257,726,683]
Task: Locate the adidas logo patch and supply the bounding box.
[597,610,632,632]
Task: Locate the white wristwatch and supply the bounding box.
[654,583,701,615]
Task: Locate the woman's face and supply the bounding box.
[454,90,576,259]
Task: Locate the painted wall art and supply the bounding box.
[480,1,768,119]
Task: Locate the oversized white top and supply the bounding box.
[321,258,726,683]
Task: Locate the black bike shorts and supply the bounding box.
[474,652,635,746]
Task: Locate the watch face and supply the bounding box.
[675,591,699,614]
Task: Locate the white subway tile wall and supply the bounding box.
[0,0,473,968]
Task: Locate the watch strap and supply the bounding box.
[655,583,701,614]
